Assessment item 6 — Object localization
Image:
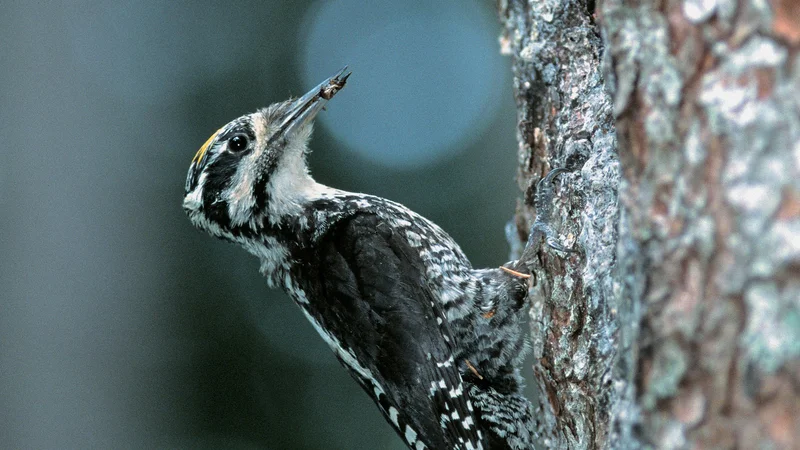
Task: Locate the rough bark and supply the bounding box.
[499,0,631,447]
[500,0,800,448]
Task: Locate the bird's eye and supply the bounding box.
[228,134,249,152]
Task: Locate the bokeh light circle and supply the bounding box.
[301,0,505,168]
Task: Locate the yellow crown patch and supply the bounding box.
[193,127,222,164]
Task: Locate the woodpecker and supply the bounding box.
[183,68,575,450]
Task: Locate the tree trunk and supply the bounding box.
[499,0,800,448]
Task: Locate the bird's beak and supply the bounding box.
[272,67,351,142]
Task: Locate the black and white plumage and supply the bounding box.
[183,69,568,449]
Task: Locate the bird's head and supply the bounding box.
[183,68,350,238]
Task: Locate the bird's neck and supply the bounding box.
[243,172,340,283]
[262,151,338,227]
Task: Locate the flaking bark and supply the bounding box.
[499,0,800,448]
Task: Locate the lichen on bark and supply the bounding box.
[600,0,800,447]
[499,0,632,448]
[499,0,799,448]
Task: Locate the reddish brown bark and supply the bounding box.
[501,0,800,448]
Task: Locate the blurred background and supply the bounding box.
[0,1,521,448]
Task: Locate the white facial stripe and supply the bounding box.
[183,168,209,212]
[225,146,258,226]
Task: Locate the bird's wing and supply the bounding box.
[297,213,485,450]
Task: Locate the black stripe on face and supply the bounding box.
[201,151,240,229]
[253,172,270,214]
[186,117,261,225]
[250,127,291,215]
[186,119,256,194]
